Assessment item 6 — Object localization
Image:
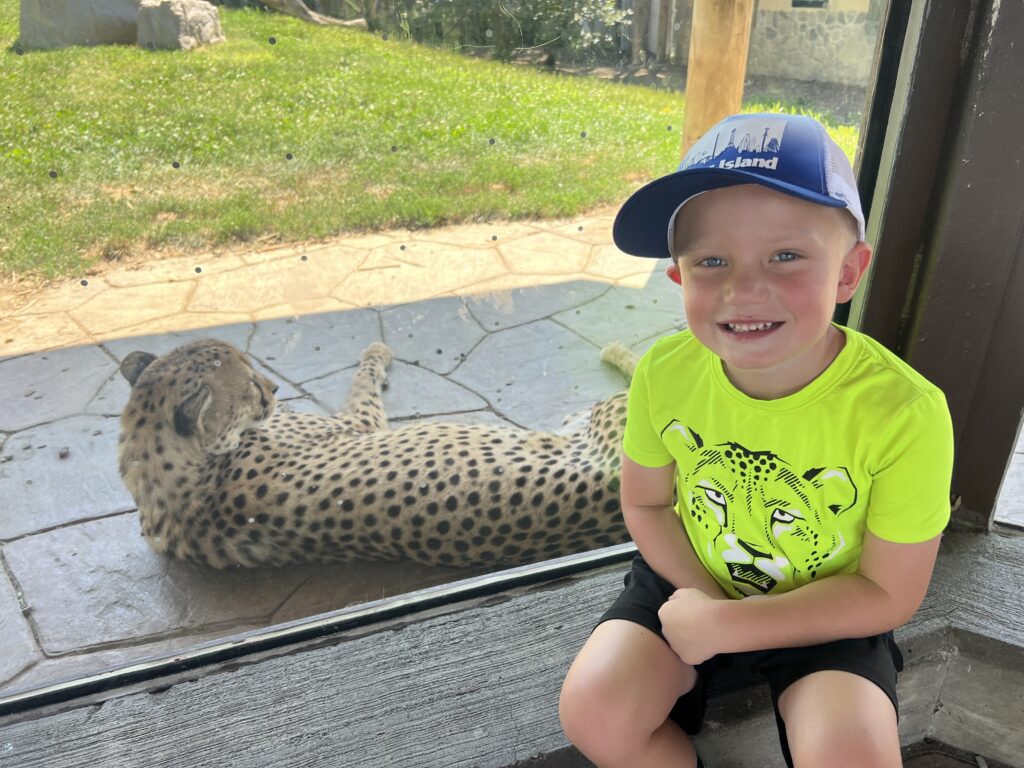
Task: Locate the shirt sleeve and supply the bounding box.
[622,346,675,468]
[866,389,954,543]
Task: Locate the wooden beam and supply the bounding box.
[681,0,755,156]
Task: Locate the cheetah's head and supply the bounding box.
[120,340,278,455]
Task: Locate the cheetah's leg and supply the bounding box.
[334,342,394,432]
[600,341,640,381]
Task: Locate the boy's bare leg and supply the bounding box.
[778,670,902,768]
[559,619,701,768]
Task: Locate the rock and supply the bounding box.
[19,0,141,50]
[137,0,225,51]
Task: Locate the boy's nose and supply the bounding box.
[723,270,769,304]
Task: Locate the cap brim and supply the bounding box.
[612,168,848,259]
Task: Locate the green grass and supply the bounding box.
[0,5,859,280]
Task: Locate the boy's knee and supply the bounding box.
[559,673,635,764]
[788,717,899,768]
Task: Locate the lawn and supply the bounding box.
[0,4,859,280]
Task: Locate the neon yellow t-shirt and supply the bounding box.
[622,325,954,599]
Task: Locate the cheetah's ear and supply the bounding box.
[174,386,211,438]
[120,352,157,386]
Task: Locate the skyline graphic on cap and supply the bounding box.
[682,117,787,174]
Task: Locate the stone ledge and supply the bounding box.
[0,531,1021,768]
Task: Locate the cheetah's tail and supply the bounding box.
[600,341,639,380]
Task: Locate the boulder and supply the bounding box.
[137,0,225,51]
[19,0,141,50]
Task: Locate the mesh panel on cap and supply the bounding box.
[821,133,866,241]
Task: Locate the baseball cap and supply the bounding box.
[612,112,865,259]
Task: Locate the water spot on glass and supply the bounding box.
[578,226,584,232]
[580,131,587,138]
[382,33,389,41]
[667,125,673,131]
[213,359,222,367]
[488,138,496,145]
[80,279,88,287]
[391,145,398,152]
[49,170,57,179]
[314,346,321,352]
[491,235,497,241]
[485,29,493,38]
[269,37,277,45]
[247,517,255,524]
[301,255,308,261]
[285,152,293,160]
[172,161,181,169]
[400,244,406,251]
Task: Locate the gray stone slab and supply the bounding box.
[303,360,486,420]
[0,571,40,688]
[381,297,486,375]
[248,310,381,383]
[450,320,627,431]
[0,415,134,539]
[3,628,259,697]
[271,559,488,624]
[101,324,255,363]
[553,280,685,349]
[0,345,116,432]
[993,452,1024,528]
[929,635,1024,767]
[275,397,333,418]
[83,370,130,417]
[3,514,320,654]
[463,281,611,334]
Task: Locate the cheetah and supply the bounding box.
[117,338,638,569]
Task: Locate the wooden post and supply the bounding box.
[631,0,652,64]
[681,0,755,156]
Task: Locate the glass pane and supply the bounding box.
[1,0,885,697]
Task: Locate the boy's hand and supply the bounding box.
[658,588,729,665]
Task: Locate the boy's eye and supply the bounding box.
[773,251,799,262]
[698,256,725,268]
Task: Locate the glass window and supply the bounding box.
[0,0,886,698]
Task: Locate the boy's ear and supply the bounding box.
[666,262,682,285]
[836,242,873,303]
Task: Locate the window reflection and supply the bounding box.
[0,0,882,697]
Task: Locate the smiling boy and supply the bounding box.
[559,113,954,768]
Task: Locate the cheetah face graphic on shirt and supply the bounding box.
[664,422,859,595]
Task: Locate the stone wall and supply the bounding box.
[746,9,880,86]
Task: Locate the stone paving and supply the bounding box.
[1,207,1021,702]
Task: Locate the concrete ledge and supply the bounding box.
[0,531,1021,768]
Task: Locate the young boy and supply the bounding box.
[559,113,954,768]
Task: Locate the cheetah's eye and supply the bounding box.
[702,488,725,507]
[771,508,803,524]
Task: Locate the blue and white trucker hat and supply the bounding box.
[612,113,865,259]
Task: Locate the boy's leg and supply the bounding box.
[757,633,904,768]
[776,670,901,768]
[559,618,702,768]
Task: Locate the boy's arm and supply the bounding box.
[620,455,727,599]
[659,531,942,665]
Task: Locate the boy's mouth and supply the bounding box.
[721,321,784,334]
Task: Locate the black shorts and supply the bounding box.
[598,555,904,768]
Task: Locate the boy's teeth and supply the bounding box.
[728,322,777,333]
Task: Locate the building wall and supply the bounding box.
[746,8,880,86]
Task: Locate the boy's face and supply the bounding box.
[667,184,872,399]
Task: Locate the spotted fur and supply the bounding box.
[117,339,635,568]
